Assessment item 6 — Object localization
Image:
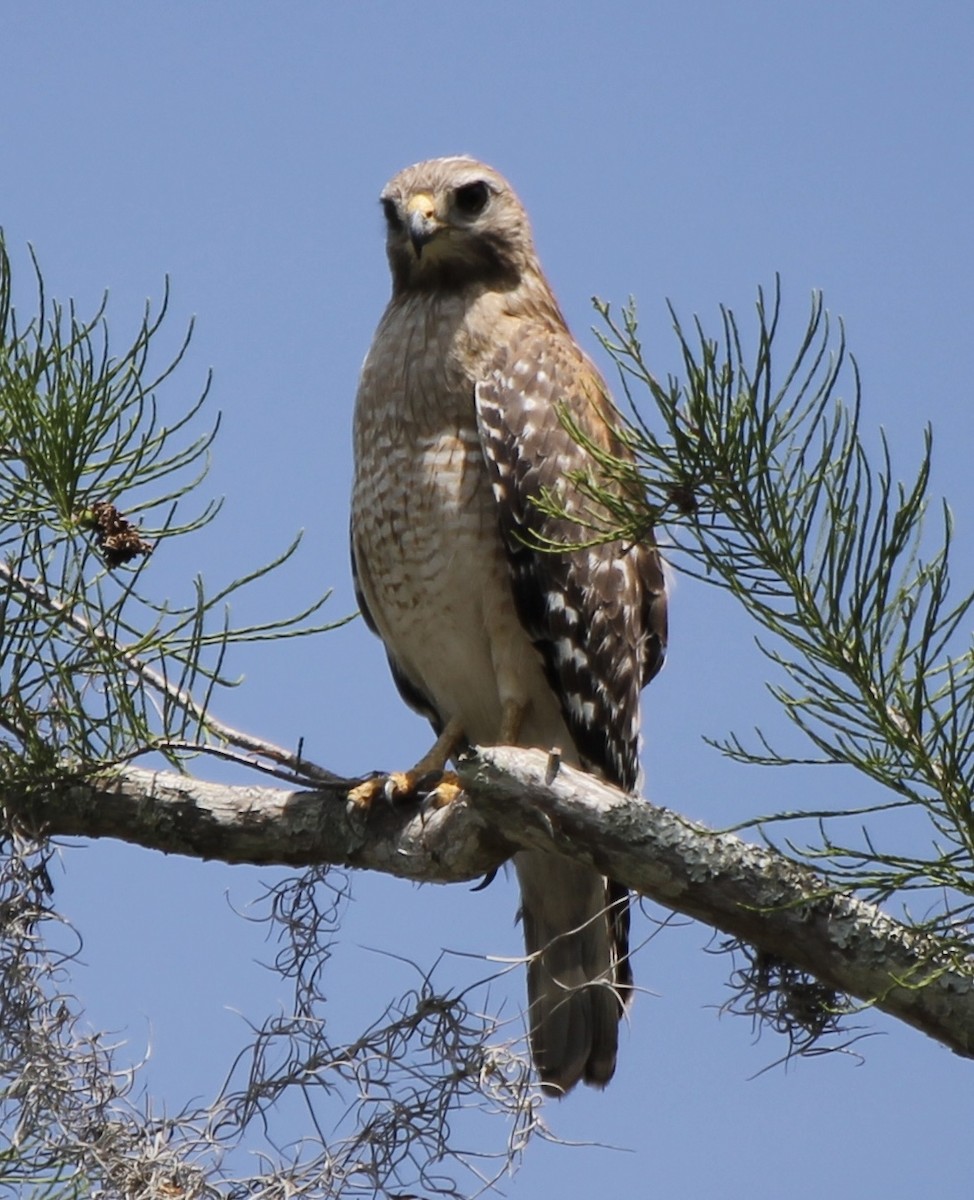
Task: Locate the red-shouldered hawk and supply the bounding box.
[351,157,667,1094]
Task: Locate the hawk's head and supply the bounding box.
[379,157,538,294]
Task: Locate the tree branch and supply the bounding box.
[11,765,510,881]
[464,748,974,1059]
[10,747,974,1059]
[0,560,344,787]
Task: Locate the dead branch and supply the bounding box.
[7,746,974,1061]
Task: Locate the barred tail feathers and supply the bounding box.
[514,849,630,1093]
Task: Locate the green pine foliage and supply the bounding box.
[0,235,339,788]
[551,284,974,932]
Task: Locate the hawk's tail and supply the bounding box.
[514,849,631,1094]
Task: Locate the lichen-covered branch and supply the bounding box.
[464,747,974,1060]
[12,747,974,1060]
[11,765,509,882]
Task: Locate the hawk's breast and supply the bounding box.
[351,295,570,749]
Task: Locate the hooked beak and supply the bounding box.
[405,192,441,257]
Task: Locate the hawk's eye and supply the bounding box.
[381,198,403,229]
[453,181,490,217]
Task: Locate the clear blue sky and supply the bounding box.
[3,4,974,1197]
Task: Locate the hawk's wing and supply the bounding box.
[475,324,667,794]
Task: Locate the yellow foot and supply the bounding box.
[419,772,463,810]
[347,769,463,811]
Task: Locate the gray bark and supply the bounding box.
[11,746,974,1059]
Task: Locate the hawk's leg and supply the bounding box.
[499,698,526,745]
[348,715,467,810]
